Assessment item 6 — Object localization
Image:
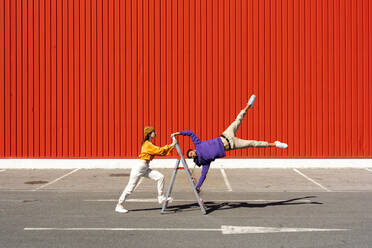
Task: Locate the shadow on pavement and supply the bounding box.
[130,196,322,215]
[204,196,322,214]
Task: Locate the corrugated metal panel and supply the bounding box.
[0,0,371,158]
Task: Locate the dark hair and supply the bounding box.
[142,133,152,145]
[186,149,194,159]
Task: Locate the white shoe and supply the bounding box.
[275,141,288,149]
[115,204,128,213]
[158,195,173,204]
[247,94,256,109]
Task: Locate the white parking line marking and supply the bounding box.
[220,168,233,192]
[0,199,25,202]
[220,226,349,234]
[24,227,220,232]
[83,198,313,203]
[33,168,81,191]
[365,168,372,173]
[24,226,349,234]
[293,169,331,192]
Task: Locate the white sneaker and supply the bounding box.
[275,141,288,149]
[158,195,173,204]
[115,204,128,213]
[247,94,256,109]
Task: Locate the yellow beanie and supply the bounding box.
[144,126,155,137]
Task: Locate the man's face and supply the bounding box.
[188,150,197,158]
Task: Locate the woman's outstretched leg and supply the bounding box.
[116,163,147,213]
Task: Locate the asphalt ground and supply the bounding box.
[1,167,372,248]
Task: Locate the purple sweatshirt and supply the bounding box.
[180,130,226,189]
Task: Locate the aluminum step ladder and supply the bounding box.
[161,136,207,215]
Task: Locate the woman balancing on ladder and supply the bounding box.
[171,95,288,193]
[115,126,176,213]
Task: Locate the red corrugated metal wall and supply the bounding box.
[0,0,371,158]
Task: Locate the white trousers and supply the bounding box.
[118,160,165,204]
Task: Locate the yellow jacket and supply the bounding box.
[138,141,174,161]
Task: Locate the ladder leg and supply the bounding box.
[161,159,180,213]
[173,141,207,215]
[162,138,208,215]
[180,157,207,215]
